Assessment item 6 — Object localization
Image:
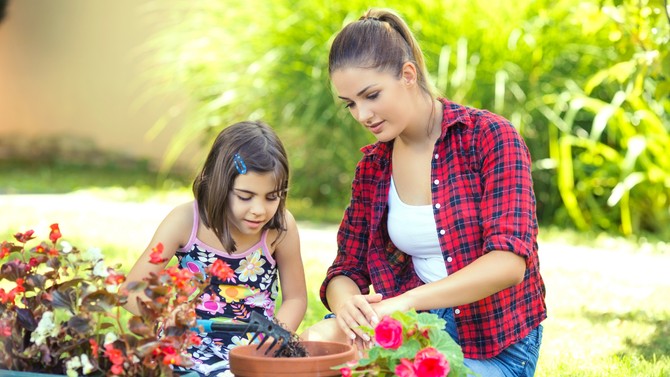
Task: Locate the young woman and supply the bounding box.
[302,8,546,377]
[124,121,307,376]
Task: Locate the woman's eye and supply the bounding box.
[344,102,355,109]
[237,195,252,201]
[367,92,379,100]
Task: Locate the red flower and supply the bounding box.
[34,244,46,254]
[166,266,195,291]
[14,278,26,294]
[0,242,10,258]
[104,343,125,366]
[90,338,100,356]
[49,223,62,243]
[374,316,404,350]
[413,347,450,377]
[0,288,16,304]
[395,358,418,377]
[111,364,124,375]
[209,259,234,281]
[105,272,126,286]
[14,229,35,243]
[160,346,181,365]
[188,331,202,346]
[149,243,167,264]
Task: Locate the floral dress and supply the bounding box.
[174,205,278,376]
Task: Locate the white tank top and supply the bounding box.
[387,177,448,283]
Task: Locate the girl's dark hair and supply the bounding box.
[328,8,436,98]
[192,121,289,254]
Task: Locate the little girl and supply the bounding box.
[123,121,307,376]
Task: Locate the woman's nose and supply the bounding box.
[355,105,373,125]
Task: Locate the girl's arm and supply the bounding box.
[271,210,307,332]
[122,202,193,316]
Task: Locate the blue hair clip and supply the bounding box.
[233,153,247,174]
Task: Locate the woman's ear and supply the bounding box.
[400,62,418,85]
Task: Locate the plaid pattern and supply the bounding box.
[321,98,547,359]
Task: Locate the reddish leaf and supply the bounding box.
[67,315,91,334]
[16,308,37,331]
[51,288,77,314]
[82,290,117,312]
[128,316,152,337]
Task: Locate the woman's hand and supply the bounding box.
[333,293,383,346]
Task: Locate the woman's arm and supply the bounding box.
[122,202,192,316]
[373,250,525,315]
[272,210,307,332]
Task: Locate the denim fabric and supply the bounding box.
[430,308,543,377]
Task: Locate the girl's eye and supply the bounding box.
[344,102,355,109]
[237,195,252,201]
[367,92,379,100]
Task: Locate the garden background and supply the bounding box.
[1,0,668,376]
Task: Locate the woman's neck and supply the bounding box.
[396,95,442,149]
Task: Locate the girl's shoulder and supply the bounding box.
[159,201,196,240]
[268,209,298,250]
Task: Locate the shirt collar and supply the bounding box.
[360,97,468,161]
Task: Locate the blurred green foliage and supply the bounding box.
[140,0,669,236]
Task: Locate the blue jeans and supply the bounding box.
[431,308,543,377]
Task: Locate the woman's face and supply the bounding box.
[331,67,414,143]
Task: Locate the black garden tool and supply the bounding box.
[196,311,294,356]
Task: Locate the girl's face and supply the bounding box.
[331,67,414,142]
[227,171,282,238]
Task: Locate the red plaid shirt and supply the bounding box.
[321,98,547,359]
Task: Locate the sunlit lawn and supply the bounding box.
[1,166,668,376]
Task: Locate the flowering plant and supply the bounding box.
[0,224,223,376]
[338,310,471,377]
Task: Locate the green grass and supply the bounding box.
[1,162,669,376]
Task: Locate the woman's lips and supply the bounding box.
[368,120,384,134]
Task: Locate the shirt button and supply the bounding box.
[447,257,453,262]
[439,229,446,235]
[454,309,461,315]
[435,203,441,209]
[433,179,440,185]
[434,153,439,159]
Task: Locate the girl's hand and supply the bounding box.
[333,293,383,346]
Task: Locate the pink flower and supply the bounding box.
[340,367,353,377]
[414,347,450,377]
[395,358,418,377]
[374,316,404,349]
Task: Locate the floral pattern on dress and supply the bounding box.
[174,239,278,376]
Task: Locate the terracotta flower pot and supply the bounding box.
[229,340,355,377]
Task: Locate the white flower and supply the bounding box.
[104,331,118,346]
[80,354,94,375]
[61,241,73,253]
[82,247,104,262]
[66,356,82,377]
[92,260,109,278]
[30,311,58,346]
